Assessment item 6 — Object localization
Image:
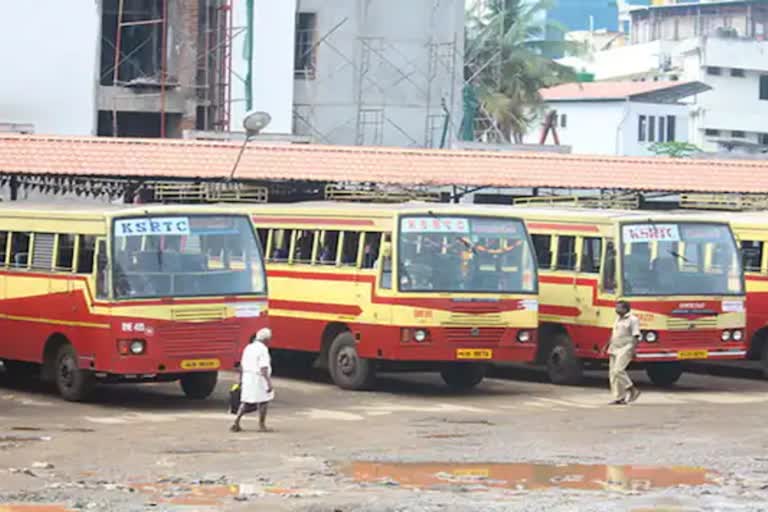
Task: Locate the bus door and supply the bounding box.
[575,235,604,327]
[597,238,618,324]
[374,233,394,325]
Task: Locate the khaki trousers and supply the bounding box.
[608,344,635,400]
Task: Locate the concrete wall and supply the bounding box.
[527,100,689,156]
[0,0,100,135]
[230,0,297,134]
[292,0,465,147]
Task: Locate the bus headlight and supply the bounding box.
[732,330,744,342]
[516,330,531,343]
[130,340,146,355]
[644,331,658,343]
[721,330,732,342]
[413,329,429,343]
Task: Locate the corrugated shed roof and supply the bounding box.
[540,81,705,101]
[1,134,768,193]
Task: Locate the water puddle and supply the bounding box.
[343,462,715,492]
[131,482,317,506]
[11,427,94,433]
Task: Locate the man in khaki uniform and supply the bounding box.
[605,301,642,405]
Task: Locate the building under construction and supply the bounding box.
[0,0,465,148]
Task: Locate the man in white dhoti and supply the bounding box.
[605,301,642,405]
[231,328,274,432]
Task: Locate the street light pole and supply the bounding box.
[228,110,272,181]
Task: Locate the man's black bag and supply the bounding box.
[229,384,241,414]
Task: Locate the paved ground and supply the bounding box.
[1,363,768,511]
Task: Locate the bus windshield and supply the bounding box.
[621,222,743,296]
[112,215,266,299]
[398,215,537,294]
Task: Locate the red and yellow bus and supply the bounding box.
[510,207,746,386]
[249,202,539,390]
[0,203,267,401]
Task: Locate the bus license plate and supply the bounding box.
[677,350,708,360]
[456,349,493,360]
[180,359,221,370]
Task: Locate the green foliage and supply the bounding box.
[648,141,702,158]
[465,0,579,143]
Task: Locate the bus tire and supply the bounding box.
[328,332,376,390]
[646,362,683,387]
[761,343,768,380]
[546,334,583,385]
[180,371,218,400]
[55,345,95,402]
[441,363,486,390]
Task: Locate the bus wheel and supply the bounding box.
[329,332,376,390]
[180,371,218,400]
[441,363,486,390]
[761,344,768,379]
[646,362,683,387]
[546,334,583,385]
[55,345,95,402]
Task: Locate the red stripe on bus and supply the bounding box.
[252,217,376,226]
[527,222,600,233]
[270,299,362,316]
[540,305,581,317]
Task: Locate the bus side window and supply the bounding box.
[293,230,316,264]
[341,232,361,266]
[379,234,392,289]
[31,233,55,270]
[741,240,763,273]
[319,231,340,265]
[580,237,602,274]
[556,235,577,271]
[96,239,108,299]
[602,240,617,293]
[531,234,553,269]
[271,229,292,262]
[10,232,31,269]
[362,232,382,269]
[76,235,96,274]
[0,231,8,267]
[56,234,76,271]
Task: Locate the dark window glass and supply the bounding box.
[340,232,361,266]
[532,234,553,269]
[556,236,577,271]
[56,234,76,271]
[76,235,96,274]
[742,240,763,273]
[581,237,603,274]
[319,231,340,265]
[10,232,31,269]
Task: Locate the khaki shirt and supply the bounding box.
[610,313,641,350]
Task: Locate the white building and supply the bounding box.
[559,1,768,154]
[527,81,707,156]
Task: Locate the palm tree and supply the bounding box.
[464,0,578,143]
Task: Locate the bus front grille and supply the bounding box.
[171,307,227,322]
[445,313,504,326]
[159,323,239,357]
[445,327,506,343]
[667,318,718,330]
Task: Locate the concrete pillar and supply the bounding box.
[169,0,200,132]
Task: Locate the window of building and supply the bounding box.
[658,116,666,143]
[667,115,676,142]
[76,235,96,274]
[340,232,361,266]
[10,232,30,269]
[580,237,602,274]
[731,68,746,78]
[638,115,647,142]
[741,241,763,273]
[648,116,656,142]
[760,133,768,146]
[560,113,567,128]
[732,130,746,139]
[294,13,317,79]
[56,234,76,271]
[531,234,553,269]
[31,233,55,270]
[760,75,768,100]
[705,129,720,137]
[318,231,340,265]
[555,236,577,271]
[706,66,722,76]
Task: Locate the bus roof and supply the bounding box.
[0,202,246,219]
[246,201,533,218]
[507,206,734,224]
